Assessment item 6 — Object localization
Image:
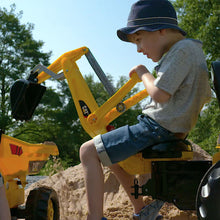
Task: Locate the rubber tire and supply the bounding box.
[25,186,59,220]
[196,160,220,220]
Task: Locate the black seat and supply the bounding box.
[211,61,220,105]
[141,139,192,159]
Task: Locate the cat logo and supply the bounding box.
[79,100,91,117]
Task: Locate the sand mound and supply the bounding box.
[25,142,211,220]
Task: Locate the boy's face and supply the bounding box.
[128,30,167,62]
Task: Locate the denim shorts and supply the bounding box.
[94,114,178,166]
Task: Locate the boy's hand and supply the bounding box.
[129,65,151,80]
[129,65,171,103]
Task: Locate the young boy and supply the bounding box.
[79,0,211,219]
[0,173,11,220]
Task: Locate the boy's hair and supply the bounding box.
[117,0,186,42]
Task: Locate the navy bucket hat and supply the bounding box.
[117,0,186,42]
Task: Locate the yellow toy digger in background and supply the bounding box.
[0,131,60,220]
[10,46,220,220]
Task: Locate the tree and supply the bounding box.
[0,4,51,131]
[173,0,219,67]
[189,100,220,155]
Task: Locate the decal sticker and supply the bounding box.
[79,100,91,117]
[10,144,23,156]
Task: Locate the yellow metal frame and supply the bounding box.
[36,47,194,175]
[0,133,58,208]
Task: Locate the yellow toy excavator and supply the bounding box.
[10,47,220,220]
[0,130,59,220]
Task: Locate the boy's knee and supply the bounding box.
[79,142,88,160]
[80,140,97,163]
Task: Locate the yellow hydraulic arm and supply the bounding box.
[35,47,148,137]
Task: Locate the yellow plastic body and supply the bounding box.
[213,151,220,164]
[0,133,59,208]
[213,135,220,164]
[36,47,195,175]
[119,152,193,175]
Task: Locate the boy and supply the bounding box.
[79,0,211,219]
[0,173,11,220]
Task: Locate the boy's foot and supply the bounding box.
[133,200,164,220]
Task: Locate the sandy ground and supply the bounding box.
[25,142,211,220]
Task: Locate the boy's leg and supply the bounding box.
[80,140,147,219]
[80,116,174,219]
[80,139,104,220]
[110,165,164,220]
[109,164,146,214]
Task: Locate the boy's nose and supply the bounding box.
[137,45,142,53]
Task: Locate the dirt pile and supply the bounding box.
[25,142,211,220]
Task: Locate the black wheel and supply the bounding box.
[26,186,59,220]
[196,160,220,220]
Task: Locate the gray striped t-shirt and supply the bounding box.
[143,39,211,133]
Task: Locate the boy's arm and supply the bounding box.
[129,65,171,103]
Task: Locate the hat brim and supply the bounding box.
[117,24,187,42]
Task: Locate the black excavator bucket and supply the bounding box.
[10,79,46,121]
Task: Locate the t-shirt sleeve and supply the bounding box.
[154,46,192,95]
